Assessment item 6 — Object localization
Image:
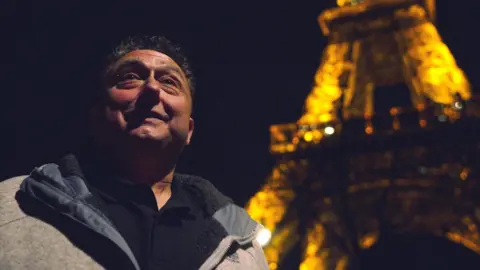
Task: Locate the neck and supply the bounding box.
[81,137,181,209]
[93,149,176,209]
[116,150,176,185]
[117,154,175,209]
[83,143,176,185]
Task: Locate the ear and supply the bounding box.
[186,118,194,145]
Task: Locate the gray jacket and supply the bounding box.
[0,161,269,270]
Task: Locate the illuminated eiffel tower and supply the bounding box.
[247,0,480,269]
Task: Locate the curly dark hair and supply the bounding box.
[103,35,195,98]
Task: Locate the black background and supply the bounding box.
[5,0,478,204]
[4,1,480,267]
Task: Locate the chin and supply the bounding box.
[128,126,170,142]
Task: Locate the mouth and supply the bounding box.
[125,110,170,124]
[145,111,169,122]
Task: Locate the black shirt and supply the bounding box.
[86,174,221,270]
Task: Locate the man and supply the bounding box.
[0,35,269,270]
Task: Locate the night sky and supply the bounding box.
[5,1,480,207]
[4,0,480,268]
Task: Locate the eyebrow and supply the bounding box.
[107,59,189,92]
[112,59,184,77]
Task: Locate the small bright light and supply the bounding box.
[454,101,463,110]
[324,126,335,135]
[256,228,272,247]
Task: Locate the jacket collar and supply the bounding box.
[18,154,263,270]
[21,153,261,241]
[18,157,141,270]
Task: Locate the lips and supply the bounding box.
[125,110,170,123]
[145,111,169,121]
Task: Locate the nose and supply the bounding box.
[136,76,161,108]
[143,75,162,94]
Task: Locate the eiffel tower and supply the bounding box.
[246,0,480,269]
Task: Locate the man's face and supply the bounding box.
[94,49,194,151]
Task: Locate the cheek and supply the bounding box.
[164,96,192,116]
[108,89,139,105]
[104,89,137,125]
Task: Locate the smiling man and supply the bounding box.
[0,35,269,270]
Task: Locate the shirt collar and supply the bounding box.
[164,177,191,210]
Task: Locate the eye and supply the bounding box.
[161,77,177,86]
[119,73,141,81]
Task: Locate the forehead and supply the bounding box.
[113,49,183,73]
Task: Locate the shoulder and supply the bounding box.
[0,175,28,226]
[0,175,104,269]
[174,173,261,237]
[175,173,233,215]
[1,175,28,191]
[0,175,28,204]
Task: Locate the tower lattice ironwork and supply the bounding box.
[246,0,480,269]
